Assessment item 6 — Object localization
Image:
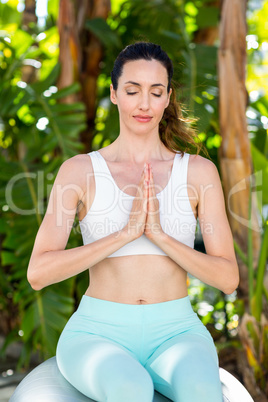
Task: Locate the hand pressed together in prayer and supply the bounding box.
[144,163,163,241]
[124,163,164,242]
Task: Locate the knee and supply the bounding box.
[196,380,222,402]
[174,376,222,402]
[107,374,154,402]
[194,378,222,398]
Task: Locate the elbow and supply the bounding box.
[27,269,44,291]
[30,283,44,291]
[222,266,240,295]
[223,284,238,295]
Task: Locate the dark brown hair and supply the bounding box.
[111,41,208,158]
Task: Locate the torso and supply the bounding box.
[77,146,199,305]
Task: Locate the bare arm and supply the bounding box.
[27,156,147,291]
[27,156,132,290]
[148,156,240,294]
[28,230,130,291]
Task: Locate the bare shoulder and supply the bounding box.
[57,153,94,201]
[61,153,93,171]
[188,153,220,187]
[188,153,217,172]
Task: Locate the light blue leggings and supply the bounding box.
[56,295,223,402]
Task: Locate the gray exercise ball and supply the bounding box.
[10,356,254,402]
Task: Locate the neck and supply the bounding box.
[111,131,171,164]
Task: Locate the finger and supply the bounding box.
[147,174,153,208]
[136,165,150,198]
[148,168,159,216]
[144,164,149,182]
[135,169,146,197]
[144,179,148,194]
[144,180,148,209]
[138,167,148,191]
[141,166,149,191]
[146,166,151,197]
[149,165,156,197]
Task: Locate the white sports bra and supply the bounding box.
[79,150,197,257]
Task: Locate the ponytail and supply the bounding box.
[159,83,210,158]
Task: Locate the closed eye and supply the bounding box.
[126,92,161,97]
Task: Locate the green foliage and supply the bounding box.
[0,12,87,366]
[196,7,219,28]
[85,18,121,48]
[232,174,268,391]
[234,198,268,323]
[240,312,268,393]
[188,278,240,343]
[246,0,268,199]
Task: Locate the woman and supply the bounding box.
[27,41,239,402]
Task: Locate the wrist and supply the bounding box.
[146,229,168,245]
[121,225,141,243]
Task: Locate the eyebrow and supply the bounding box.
[124,81,165,88]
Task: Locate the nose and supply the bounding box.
[138,92,150,111]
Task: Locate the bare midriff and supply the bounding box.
[84,255,188,304]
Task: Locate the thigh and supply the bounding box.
[56,332,154,402]
[145,331,223,402]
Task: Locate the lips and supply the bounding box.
[133,115,153,123]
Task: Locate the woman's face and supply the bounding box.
[110,59,172,135]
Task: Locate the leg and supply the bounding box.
[145,331,223,402]
[56,333,154,402]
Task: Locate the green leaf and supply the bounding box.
[47,0,60,20]
[0,3,21,27]
[251,142,268,205]
[1,251,20,265]
[196,7,220,28]
[48,102,86,114]
[253,221,268,322]
[49,82,82,101]
[21,302,37,341]
[85,18,121,48]
[30,64,61,95]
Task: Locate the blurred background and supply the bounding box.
[0,0,267,401]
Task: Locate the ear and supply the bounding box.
[165,87,172,109]
[110,84,117,105]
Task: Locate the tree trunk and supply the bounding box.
[57,0,111,153]
[22,0,37,27]
[57,0,82,103]
[76,0,111,153]
[193,1,220,45]
[21,1,38,158]
[218,1,264,399]
[218,0,261,299]
[21,0,38,87]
